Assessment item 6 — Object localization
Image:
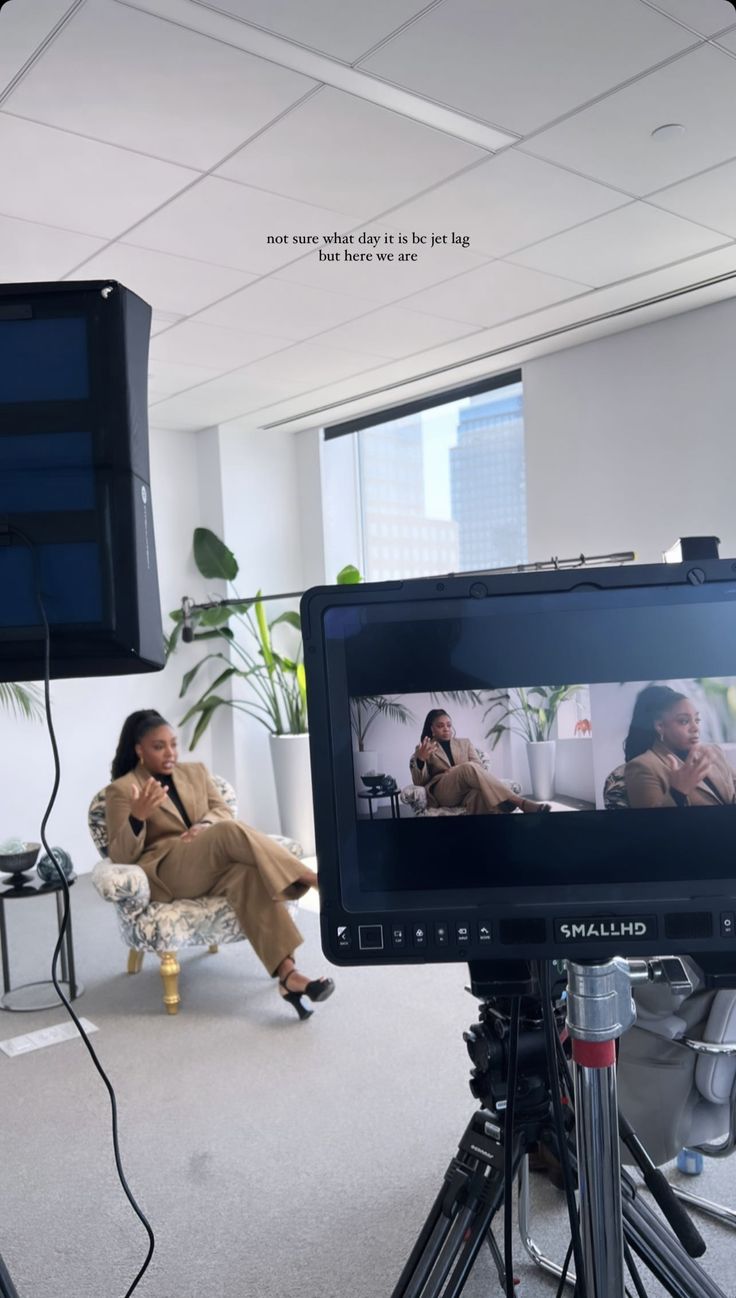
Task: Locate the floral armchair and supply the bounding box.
[89,775,302,1014]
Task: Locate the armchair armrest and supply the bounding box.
[91,859,151,915]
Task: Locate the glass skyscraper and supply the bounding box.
[449,387,527,571]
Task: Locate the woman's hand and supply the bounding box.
[129,778,168,821]
[179,822,211,842]
[416,737,438,762]
[666,746,712,797]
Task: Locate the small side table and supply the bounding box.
[0,873,84,1012]
[358,789,400,820]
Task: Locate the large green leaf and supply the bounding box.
[193,527,238,581]
[179,652,232,698]
[270,610,301,632]
[336,564,361,584]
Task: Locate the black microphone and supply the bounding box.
[181,597,194,643]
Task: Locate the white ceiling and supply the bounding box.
[2,0,736,434]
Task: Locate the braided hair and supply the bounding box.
[111,710,170,779]
[623,685,687,763]
[420,709,452,742]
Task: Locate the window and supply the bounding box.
[322,375,526,583]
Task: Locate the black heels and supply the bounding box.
[279,970,335,1020]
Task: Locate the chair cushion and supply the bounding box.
[603,763,629,810]
[695,990,736,1105]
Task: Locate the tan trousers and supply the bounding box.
[431,762,517,815]
[154,821,307,975]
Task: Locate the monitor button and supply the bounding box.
[720,912,735,938]
[478,921,493,944]
[413,923,428,948]
[455,921,471,945]
[358,924,384,951]
[435,921,449,947]
[391,923,406,948]
[336,924,352,950]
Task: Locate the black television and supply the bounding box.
[302,558,736,964]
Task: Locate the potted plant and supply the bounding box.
[350,696,415,792]
[169,527,359,853]
[483,685,581,801]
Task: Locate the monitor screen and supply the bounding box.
[303,561,736,964]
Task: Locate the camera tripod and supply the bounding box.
[391,959,728,1298]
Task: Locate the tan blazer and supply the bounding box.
[625,741,736,809]
[410,737,483,805]
[105,762,234,899]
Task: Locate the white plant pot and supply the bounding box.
[353,749,380,795]
[269,733,315,857]
[526,740,556,802]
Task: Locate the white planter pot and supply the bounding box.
[269,733,315,857]
[526,740,556,802]
[353,749,380,795]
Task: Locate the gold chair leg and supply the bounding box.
[127,949,144,974]
[159,951,181,1014]
[209,943,219,954]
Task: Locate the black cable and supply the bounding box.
[503,997,521,1298]
[624,1241,650,1298]
[538,961,587,1298]
[7,525,155,1297]
[554,1238,574,1298]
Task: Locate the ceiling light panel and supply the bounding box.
[5,0,317,169]
[388,150,629,260]
[359,0,698,137]
[217,87,484,217]
[0,112,197,238]
[125,176,356,273]
[510,201,728,285]
[189,0,435,63]
[0,212,106,280]
[521,46,736,196]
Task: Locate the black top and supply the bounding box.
[129,772,193,835]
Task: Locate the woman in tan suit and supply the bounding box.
[624,685,736,808]
[410,709,550,814]
[106,710,334,1018]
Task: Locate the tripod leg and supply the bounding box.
[622,1185,728,1298]
[0,1255,20,1298]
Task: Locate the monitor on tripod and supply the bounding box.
[302,556,736,966]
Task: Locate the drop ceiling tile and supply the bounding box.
[401,260,590,327]
[640,0,736,38]
[5,0,316,169]
[149,319,289,369]
[184,0,433,62]
[317,305,478,359]
[77,243,257,316]
[149,370,306,430]
[522,46,736,196]
[510,202,727,285]
[649,159,736,237]
[196,277,375,339]
[714,26,736,53]
[276,221,491,303]
[0,213,105,280]
[241,338,386,387]
[359,0,697,136]
[390,151,629,260]
[0,113,197,239]
[0,0,73,96]
[126,177,355,273]
[218,87,483,217]
[147,359,221,399]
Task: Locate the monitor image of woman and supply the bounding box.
[623,685,736,808]
[410,709,550,815]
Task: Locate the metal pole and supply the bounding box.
[565,958,639,1298]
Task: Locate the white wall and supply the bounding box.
[523,296,736,564]
[1,426,217,873]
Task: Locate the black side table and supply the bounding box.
[358,789,401,820]
[0,873,83,1012]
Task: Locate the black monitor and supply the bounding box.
[302,558,736,965]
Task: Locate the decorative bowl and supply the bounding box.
[361,773,388,789]
[0,842,41,877]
